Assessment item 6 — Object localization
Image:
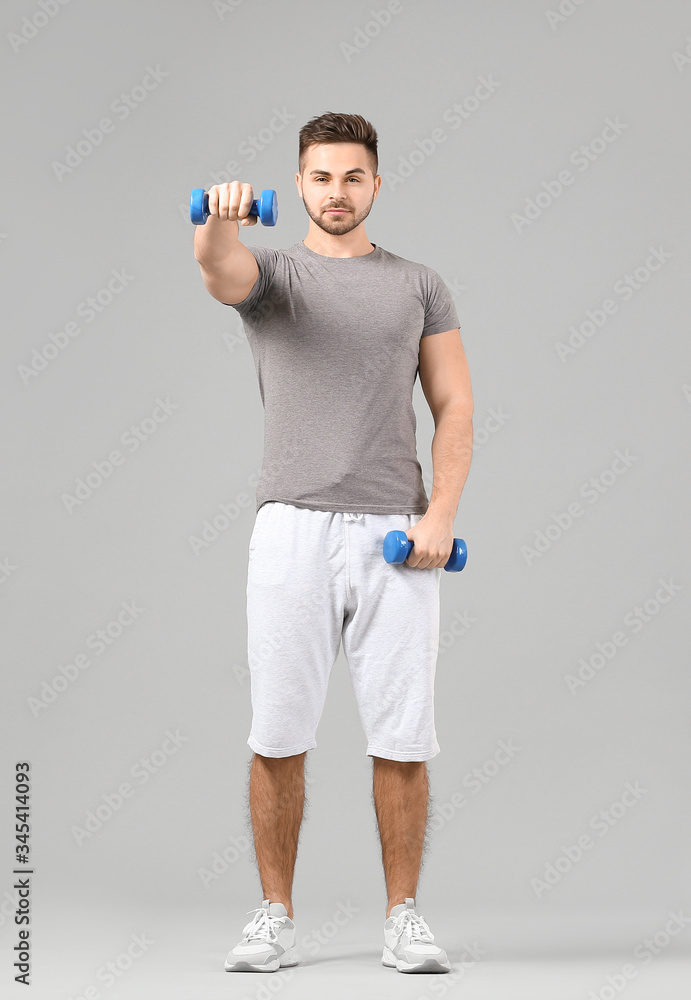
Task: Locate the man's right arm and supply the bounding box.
[193,182,260,306]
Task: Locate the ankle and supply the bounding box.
[386,899,405,919]
[267,897,293,920]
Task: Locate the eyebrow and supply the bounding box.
[308,168,366,176]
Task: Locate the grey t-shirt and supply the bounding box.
[224,240,460,515]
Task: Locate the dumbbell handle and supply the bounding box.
[190,187,278,226]
[383,530,467,572]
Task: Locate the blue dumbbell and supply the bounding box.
[190,187,278,226]
[383,530,467,572]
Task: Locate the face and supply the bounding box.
[296,142,381,236]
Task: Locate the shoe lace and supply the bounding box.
[242,906,283,944]
[393,909,434,943]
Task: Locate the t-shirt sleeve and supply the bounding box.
[421,267,460,337]
[221,244,280,313]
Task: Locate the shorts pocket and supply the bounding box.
[249,503,272,556]
[247,503,292,586]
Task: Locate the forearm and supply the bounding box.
[193,215,241,269]
[426,408,474,520]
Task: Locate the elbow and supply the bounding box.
[434,399,473,428]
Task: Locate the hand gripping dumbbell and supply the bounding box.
[190,188,278,226]
[383,530,467,572]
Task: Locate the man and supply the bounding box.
[193,112,473,975]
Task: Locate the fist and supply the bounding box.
[205,181,257,225]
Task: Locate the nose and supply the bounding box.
[328,182,348,202]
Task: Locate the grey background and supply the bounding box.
[2,0,690,997]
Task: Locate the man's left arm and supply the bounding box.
[406,328,474,569]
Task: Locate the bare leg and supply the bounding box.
[372,757,430,918]
[245,751,306,920]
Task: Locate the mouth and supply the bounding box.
[325,209,348,214]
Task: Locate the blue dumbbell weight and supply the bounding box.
[190,187,278,226]
[383,530,467,573]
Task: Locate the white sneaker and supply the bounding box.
[382,897,451,973]
[224,899,299,972]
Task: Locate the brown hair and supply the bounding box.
[298,112,378,178]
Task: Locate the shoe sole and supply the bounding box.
[225,945,299,972]
[382,946,450,973]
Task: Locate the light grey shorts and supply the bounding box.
[245,501,442,762]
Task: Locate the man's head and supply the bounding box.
[296,112,381,238]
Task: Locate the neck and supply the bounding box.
[302,225,374,258]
